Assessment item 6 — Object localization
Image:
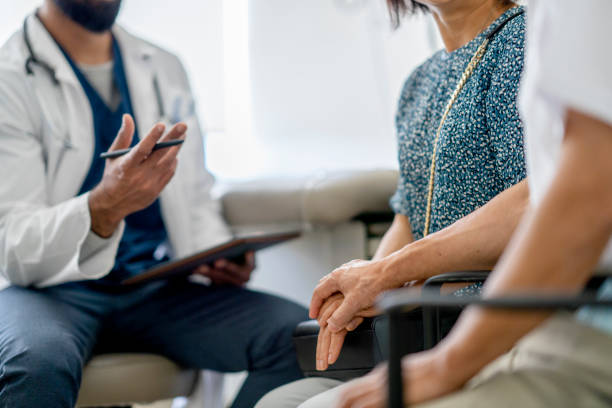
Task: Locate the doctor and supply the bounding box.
[0,1,307,407]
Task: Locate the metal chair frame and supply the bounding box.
[379,277,612,408]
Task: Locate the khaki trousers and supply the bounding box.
[258,313,612,408]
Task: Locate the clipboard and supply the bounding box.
[121,230,301,285]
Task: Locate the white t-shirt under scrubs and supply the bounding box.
[520,0,612,335]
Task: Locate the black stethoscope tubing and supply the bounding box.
[23,17,60,85]
[22,16,166,121]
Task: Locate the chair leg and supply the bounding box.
[422,306,435,350]
[388,310,404,408]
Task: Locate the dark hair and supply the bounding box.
[386,0,514,28]
[386,0,427,28]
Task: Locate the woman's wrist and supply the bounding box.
[378,255,407,290]
[379,239,431,287]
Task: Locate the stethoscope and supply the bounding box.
[21,15,176,177]
[23,15,75,170]
[22,16,171,126]
[23,17,60,86]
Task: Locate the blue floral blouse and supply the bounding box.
[390,7,527,241]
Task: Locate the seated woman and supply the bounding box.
[256,0,528,407]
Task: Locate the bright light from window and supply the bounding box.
[1,0,437,181]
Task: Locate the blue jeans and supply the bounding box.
[0,279,308,408]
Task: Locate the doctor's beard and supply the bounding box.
[52,0,123,33]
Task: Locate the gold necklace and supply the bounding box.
[422,7,521,237]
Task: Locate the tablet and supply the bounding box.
[121,230,301,285]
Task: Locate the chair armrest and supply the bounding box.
[422,271,490,292]
[379,287,612,313]
[421,271,490,349]
[292,318,381,381]
[378,287,612,408]
[420,272,603,348]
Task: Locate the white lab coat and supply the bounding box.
[0,15,232,289]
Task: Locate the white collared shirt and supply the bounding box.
[520,0,612,334]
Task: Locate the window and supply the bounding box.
[2,0,438,180]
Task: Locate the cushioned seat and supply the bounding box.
[219,169,398,227]
[76,354,199,407]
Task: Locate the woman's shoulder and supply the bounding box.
[486,8,526,64]
[398,50,445,102]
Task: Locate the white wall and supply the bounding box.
[2,1,439,181]
[118,0,226,133]
[207,0,438,179]
[3,1,43,42]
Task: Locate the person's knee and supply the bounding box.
[256,378,344,408]
[25,334,82,380]
[277,302,309,343]
[269,297,309,331]
[254,386,293,408]
[248,295,307,372]
[297,386,341,408]
[253,294,308,342]
[0,330,83,404]
[254,380,314,408]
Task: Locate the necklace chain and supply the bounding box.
[422,32,493,237]
[422,5,521,237]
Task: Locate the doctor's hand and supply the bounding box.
[89,114,187,238]
[193,251,256,286]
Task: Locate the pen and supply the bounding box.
[99,139,184,159]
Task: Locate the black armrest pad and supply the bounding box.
[292,312,426,381]
[379,287,612,313]
[423,271,490,290]
[293,318,375,337]
[293,319,320,337]
[293,319,379,381]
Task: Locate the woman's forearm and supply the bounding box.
[372,214,414,261]
[311,179,529,324]
[381,179,529,283]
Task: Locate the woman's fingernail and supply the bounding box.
[316,360,323,370]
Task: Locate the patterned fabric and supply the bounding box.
[390,7,527,241]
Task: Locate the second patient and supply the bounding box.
[257,0,529,407]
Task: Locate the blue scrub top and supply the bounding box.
[60,38,170,286]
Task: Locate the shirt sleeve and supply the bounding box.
[525,0,612,127]
[389,177,410,216]
[389,72,420,216]
[0,69,123,287]
[485,20,528,190]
